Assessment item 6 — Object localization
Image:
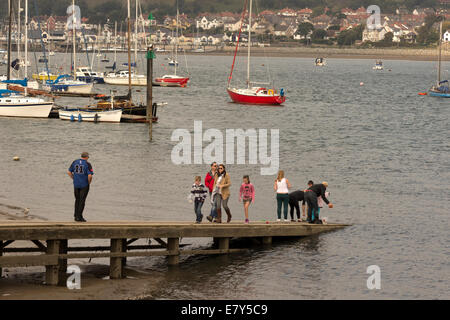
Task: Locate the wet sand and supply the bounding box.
[0,208,162,300]
[0,264,163,300]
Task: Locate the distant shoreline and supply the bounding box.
[181,46,450,62]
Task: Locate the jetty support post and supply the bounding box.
[45,240,61,286]
[146,45,154,141]
[58,239,68,286]
[167,238,179,265]
[110,238,126,279]
[218,237,230,252]
[0,240,3,277]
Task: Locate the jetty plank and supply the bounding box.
[0,221,348,240]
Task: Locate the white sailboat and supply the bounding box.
[104,0,146,86]
[44,0,92,94]
[0,0,53,118]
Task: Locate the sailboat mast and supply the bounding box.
[114,21,117,64]
[134,0,138,67]
[25,0,28,96]
[17,0,21,77]
[72,0,76,80]
[127,0,132,100]
[247,0,252,88]
[438,21,442,85]
[175,7,179,76]
[7,0,13,80]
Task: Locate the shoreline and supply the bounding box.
[154,45,450,62]
[185,46,450,62]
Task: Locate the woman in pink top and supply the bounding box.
[239,175,255,224]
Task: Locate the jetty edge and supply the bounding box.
[0,220,350,286]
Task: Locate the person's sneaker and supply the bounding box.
[291,219,295,222]
[297,219,302,222]
[277,219,281,222]
[75,217,86,222]
[206,216,213,222]
[195,221,201,224]
[284,219,289,222]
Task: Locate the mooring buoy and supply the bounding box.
[13,156,20,161]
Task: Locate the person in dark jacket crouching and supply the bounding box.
[304,181,333,224]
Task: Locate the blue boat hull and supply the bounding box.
[429,91,450,98]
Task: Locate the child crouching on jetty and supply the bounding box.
[191,176,208,223]
[239,175,255,224]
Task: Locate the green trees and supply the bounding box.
[416,15,442,45]
[312,29,327,40]
[296,22,314,39]
[337,24,364,46]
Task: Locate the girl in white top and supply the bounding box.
[274,170,291,222]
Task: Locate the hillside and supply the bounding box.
[0,0,443,23]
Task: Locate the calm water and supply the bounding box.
[0,53,448,299]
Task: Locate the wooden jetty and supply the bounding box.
[0,221,348,286]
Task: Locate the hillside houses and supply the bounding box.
[1,5,447,50]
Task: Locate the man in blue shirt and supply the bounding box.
[68,152,93,222]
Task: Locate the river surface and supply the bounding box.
[0,52,449,299]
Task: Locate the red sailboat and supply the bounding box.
[227,0,286,105]
[154,7,189,87]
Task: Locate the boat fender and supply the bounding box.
[280,88,284,97]
[268,89,274,96]
[94,113,99,123]
[70,114,75,122]
[78,114,82,122]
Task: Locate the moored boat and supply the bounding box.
[76,67,105,84]
[32,71,58,81]
[58,107,122,123]
[373,60,383,70]
[154,74,189,86]
[315,57,326,66]
[43,75,93,94]
[0,91,53,118]
[226,0,285,105]
[104,70,146,86]
[428,21,449,98]
[227,87,286,105]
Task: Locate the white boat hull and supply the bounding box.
[104,77,147,86]
[0,100,53,118]
[59,109,122,123]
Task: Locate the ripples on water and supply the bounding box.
[0,54,448,299]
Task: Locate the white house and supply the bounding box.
[444,30,450,42]
[196,16,223,30]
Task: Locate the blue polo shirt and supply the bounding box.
[69,159,93,189]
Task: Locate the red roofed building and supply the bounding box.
[298,8,313,19]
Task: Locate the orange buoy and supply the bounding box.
[418,92,427,96]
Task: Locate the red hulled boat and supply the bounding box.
[154,75,189,87]
[227,0,286,105]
